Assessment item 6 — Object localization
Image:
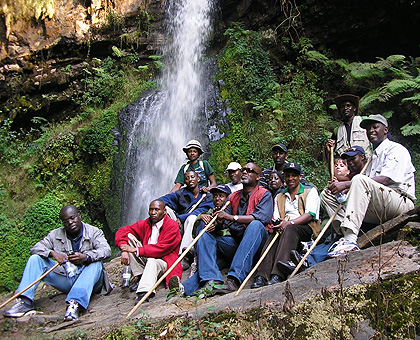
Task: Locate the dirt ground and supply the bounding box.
[0,241,419,339]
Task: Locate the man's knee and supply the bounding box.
[244,220,266,236]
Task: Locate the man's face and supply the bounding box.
[60,207,82,235]
[186,148,199,162]
[149,201,166,224]
[241,163,261,186]
[227,169,241,184]
[185,171,198,189]
[284,170,302,191]
[213,192,227,209]
[346,154,365,174]
[338,101,356,122]
[272,148,287,166]
[366,122,388,147]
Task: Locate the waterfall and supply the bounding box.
[121,0,216,224]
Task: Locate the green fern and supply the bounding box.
[401,121,420,136]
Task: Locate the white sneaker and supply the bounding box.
[327,238,360,257]
[64,299,79,321]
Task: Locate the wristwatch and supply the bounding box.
[290,220,295,225]
[233,215,239,222]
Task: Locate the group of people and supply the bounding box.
[3,94,416,321]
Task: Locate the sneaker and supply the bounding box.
[4,298,35,318]
[168,275,185,295]
[64,299,79,321]
[327,238,360,258]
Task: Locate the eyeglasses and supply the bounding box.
[241,167,258,174]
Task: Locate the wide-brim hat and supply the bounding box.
[341,145,365,158]
[359,114,388,129]
[283,162,302,174]
[182,139,204,155]
[210,184,232,195]
[334,94,360,114]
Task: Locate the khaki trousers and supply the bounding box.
[165,207,196,254]
[322,175,414,237]
[127,233,167,293]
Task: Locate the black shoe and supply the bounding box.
[290,250,309,270]
[129,275,141,292]
[267,274,283,285]
[136,292,155,303]
[251,275,267,289]
[277,260,300,276]
[181,258,190,270]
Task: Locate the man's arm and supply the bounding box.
[83,226,111,262]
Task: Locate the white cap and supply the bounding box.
[225,162,242,171]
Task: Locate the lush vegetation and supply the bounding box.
[0,54,157,292]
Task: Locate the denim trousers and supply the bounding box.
[183,220,267,296]
[18,254,103,309]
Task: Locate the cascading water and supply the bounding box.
[121,0,216,224]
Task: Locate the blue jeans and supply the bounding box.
[18,255,103,309]
[183,220,268,296]
[306,235,340,267]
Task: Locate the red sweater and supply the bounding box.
[115,215,182,286]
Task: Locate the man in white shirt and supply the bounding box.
[328,114,416,256]
[225,162,243,193]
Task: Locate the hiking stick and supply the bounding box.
[187,193,207,214]
[329,146,335,182]
[127,200,231,318]
[288,205,342,279]
[0,262,60,309]
[235,216,290,296]
[360,156,371,175]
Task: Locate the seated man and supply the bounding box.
[259,143,288,189]
[115,200,182,302]
[327,114,416,256]
[252,163,320,287]
[181,162,273,296]
[159,170,213,269]
[224,162,243,193]
[4,205,111,321]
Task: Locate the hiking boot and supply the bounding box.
[277,260,300,276]
[168,275,184,295]
[327,238,360,258]
[251,275,267,289]
[181,258,190,270]
[64,299,79,321]
[129,275,142,292]
[219,277,240,294]
[4,297,35,318]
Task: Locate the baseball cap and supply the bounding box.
[210,184,232,195]
[360,114,388,129]
[225,162,242,172]
[271,143,288,153]
[341,146,365,158]
[283,162,302,174]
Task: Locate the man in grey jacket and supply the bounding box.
[4,205,111,321]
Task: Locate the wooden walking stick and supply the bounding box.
[235,216,290,296]
[329,146,335,182]
[0,262,60,310]
[288,205,342,279]
[127,200,230,318]
[187,193,207,214]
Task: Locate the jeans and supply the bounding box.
[18,254,103,309]
[183,220,268,296]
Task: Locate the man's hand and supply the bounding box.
[328,181,349,195]
[120,244,137,253]
[68,252,88,266]
[200,186,211,193]
[215,210,231,221]
[326,139,336,150]
[121,251,130,265]
[50,251,67,264]
[200,214,212,224]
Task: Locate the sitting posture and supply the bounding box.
[159,170,213,269]
[182,162,273,296]
[170,139,217,193]
[115,200,182,303]
[268,171,283,200]
[252,163,320,287]
[326,114,416,256]
[4,205,111,321]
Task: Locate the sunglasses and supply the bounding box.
[241,167,258,174]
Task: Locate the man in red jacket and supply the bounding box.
[115,200,182,302]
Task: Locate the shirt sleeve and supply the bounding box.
[377,144,414,184]
[304,187,320,220]
[250,191,274,226]
[203,160,214,177]
[174,164,187,184]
